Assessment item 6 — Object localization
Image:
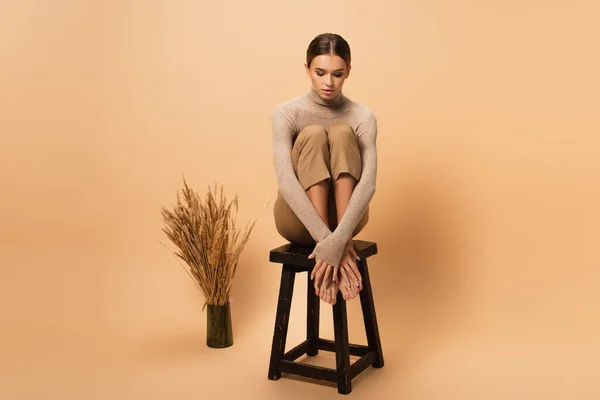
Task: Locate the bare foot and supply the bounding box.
[338,267,360,301]
[319,272,339,305]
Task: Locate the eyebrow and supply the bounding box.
[314,68,345,72]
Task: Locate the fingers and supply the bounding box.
[342,263,359,286]
[311,261,322,295]
[347,241,360,260]
[347,258,362,287]
[339,263,352,286]
[325,284,337,305]
[347,267,356,293]
[313,262,327,295]
[322,264,332,286]
[345,269,359,296]
[320,278,330,304]
[339,266,351,289]
[310,259,322,280]
[320,279,327,302]
[341,263,360,296]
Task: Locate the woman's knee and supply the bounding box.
[297,124,328,147]
[327,123,357,145]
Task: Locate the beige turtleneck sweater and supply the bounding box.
[271,88,378,268]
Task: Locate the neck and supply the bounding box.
[307,87,346,107]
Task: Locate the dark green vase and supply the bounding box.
[206,303,233,348]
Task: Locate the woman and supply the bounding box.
[271,33,378,305]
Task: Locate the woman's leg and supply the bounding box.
[306,181,330,229]
[292,124,332,229]
[291,125,340,304]
[334,173,356,224]
[334,174,369,236]
[327,123,366,300]
[328,122,363,229]
[273,125,332,246]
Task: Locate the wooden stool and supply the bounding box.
[267,240,384,395]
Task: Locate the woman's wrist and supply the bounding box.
[314,231,347,268]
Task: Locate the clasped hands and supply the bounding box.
[308,238,363,299]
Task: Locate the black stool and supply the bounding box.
[267,240,384,395]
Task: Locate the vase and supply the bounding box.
[206,302,233,348]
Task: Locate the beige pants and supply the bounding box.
[274,123,369,245]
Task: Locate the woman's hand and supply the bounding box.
[338,244,362,291]
[308,253,337,295]
[309,239,362,294]
[346,238,360,261]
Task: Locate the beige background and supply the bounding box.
[1,1,599,399]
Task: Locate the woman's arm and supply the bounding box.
[271,105,333,243]
[312,111,378,267]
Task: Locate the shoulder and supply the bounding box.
[271,94,306,119]
[347,100,377,137]
[348,100,377,124]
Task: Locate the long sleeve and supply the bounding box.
[271,105,333,243]
[312,111,378,267]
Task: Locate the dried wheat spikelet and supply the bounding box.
[160,179,263,310]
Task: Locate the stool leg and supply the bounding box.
[358,259,384,368]
[333,291,352,394]
[306,271,320,356]
[268,264,296,380]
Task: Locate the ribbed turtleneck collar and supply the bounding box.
[304,88,351,118]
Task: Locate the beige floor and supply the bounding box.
[1,238,598,400]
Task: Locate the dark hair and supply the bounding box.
[306,33,351,68]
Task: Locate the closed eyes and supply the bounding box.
[317,73,343,77]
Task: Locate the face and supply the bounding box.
[305,54,351,100]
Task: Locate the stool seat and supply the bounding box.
[269,240,378,269]
[267,240,384,395]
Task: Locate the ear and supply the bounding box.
[346,64,351,78]
[304,63,311,77]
